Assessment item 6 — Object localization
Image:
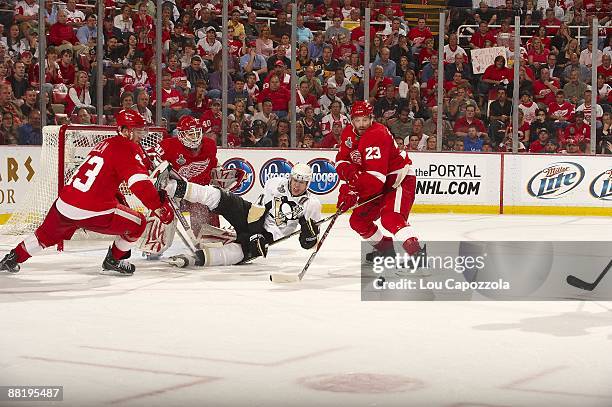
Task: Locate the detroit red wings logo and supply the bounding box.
[178,158,211,180]
[350,150,362,165]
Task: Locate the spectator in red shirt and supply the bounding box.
[133,3,154,32]
[527,37,550,70]
[408,18,433,55]
[479,56,512,101]
[48,10,81,54]
[547,90,574,130]
[470,22,496,49]
[187,79,210,119]
[559,111,590,149]
[534,67,560,106]
[368,65,393,102]
[453,104,487,138]
[58,49,75,85]
[257,74,290,118]
[598,54,612,85]
[317,121,343,148]
[153,72,191,126]
[529,129,552,153]
[540,9,562,36]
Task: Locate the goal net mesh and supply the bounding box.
[1,125,165,236]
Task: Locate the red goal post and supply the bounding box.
[1,124,168,237]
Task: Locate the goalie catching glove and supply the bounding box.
[299,217,319,249]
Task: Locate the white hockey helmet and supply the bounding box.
[290,163,313,182]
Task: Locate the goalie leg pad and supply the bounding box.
[181,184,221,210]
[204,243,244,266]
[137,216,178,255]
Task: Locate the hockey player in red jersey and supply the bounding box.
[335,101,422,261]
[156,115,218,234]
[0,109,174,276]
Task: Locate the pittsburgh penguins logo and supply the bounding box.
[273,196,303,226]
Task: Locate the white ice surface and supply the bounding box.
[0,214,611,407]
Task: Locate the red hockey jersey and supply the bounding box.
[335,122,412,198]
[156,136,218,185]
[58,135,162,218]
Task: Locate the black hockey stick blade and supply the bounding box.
[566,259,612,291]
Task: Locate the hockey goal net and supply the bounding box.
[1,125,167,236]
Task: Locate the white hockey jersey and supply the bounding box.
[257,177,322,241]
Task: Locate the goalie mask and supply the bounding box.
[116,109,148,142]
[177,116,203,149]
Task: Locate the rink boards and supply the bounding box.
[0,147,610,220]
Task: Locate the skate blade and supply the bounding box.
[99,269,133,277]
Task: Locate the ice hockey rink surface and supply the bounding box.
[1,213,611,407]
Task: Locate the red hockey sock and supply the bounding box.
[110,243,128,260]
[374,236,394,252]
[14,242,31,263]
[402,237,421,256]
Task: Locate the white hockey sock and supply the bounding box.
[395,226,418,242]
[113,236,135,252]
[184,184,221,211]
[365,228,384,247]
[23,235,44,256]
[204,243,244,266]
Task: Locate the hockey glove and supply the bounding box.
[249,233,268,258]
[337,183,359,211]
[153,200,175,224]
[299,217,319,250]
[336,162,362,184]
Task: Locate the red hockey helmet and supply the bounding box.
[350,101,373,118]
[116,109,148,141]
[176,115,203,149]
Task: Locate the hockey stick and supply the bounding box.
[269,192,384,283]
[566,259,612,291]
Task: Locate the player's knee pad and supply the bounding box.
[381,212,408,236]
[349,211,378,239]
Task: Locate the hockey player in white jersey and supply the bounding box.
[165,163,322,267]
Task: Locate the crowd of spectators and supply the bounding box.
[0,0,609,154]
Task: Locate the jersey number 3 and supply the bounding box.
[69,156,104,192]
[365,146,381,160]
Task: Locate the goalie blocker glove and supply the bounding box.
[299,217,319,249]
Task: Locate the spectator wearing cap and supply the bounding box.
[17,109,41,145]
[559,111,590,148]
[257,75,290,118]
[266,45,291,72]
[528,129,551,153]
[318,83,344,116]
[370,47,397,79]
[295,14,313,44]
[562,138,583,154]
[240,41,267,78]
[543,139,558,154]
[262,60,290,90]
[243,119,273,147]
[197,27,221,65]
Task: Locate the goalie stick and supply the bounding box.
[566,259,612,291]
[269,192,385,283]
